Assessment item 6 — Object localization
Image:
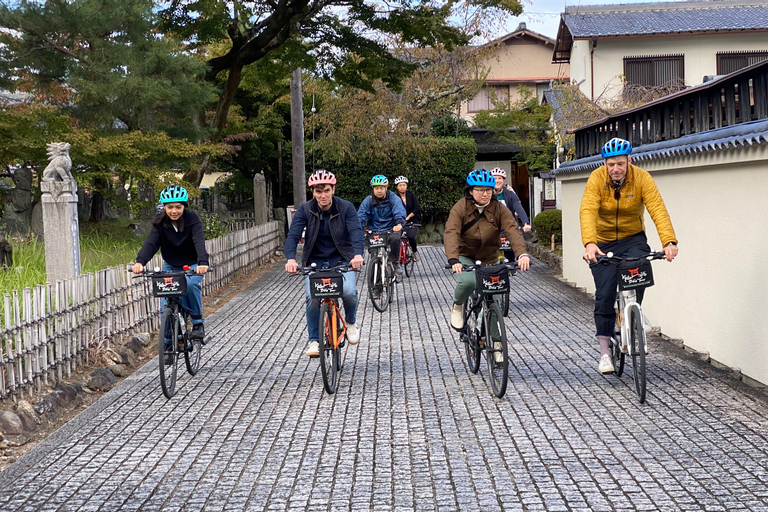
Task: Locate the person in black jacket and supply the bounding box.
[394,175,422,261]
[132,185,209,342]
[285,170,365,357]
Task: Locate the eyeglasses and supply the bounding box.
[474,188,494,195]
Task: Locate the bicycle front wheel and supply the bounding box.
[319,302,339,394]
[404,243,415,277]
[159,309,179,399]
[485,302,509,398]
[629,305,646,403]
[463,298,481,374]
[367,258,389,312]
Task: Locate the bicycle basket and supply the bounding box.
[309,271,344,299]
[366,232,389,250]
[617,259,654,290]
[475,264,510,295]
[151,273,187,297]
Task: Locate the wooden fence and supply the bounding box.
[0,221,281,400]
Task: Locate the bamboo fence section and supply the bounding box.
[0,221,280,400]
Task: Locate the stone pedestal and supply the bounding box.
[41,181,81,282]
[253,173,267,225]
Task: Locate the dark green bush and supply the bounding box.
[532,209,562,243]
[318,137,476,222]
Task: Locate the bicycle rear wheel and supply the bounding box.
[159,309,179,399]
[185,328,202,376]
[404,243,415,277]
[629,306,646,403]
[367,258,389,312]
[463,298,481,374]
[319,303,339,394]
[609,336,625,377]
[501,291,510,318]
[485,302,509,398]
[388,263,396,304]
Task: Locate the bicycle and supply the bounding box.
[398,222,421,277]
[598,251,665,403]
[446,260,518,398]
[365,230,396,312]
[299,263,358,394]
[136,266,208,399]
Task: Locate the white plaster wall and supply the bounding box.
[559,144,768,384]
[571,32,768,102]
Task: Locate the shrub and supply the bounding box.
[532,209,562,243]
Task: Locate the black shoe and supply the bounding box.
[164,353,174,365]
[191,323,205,340]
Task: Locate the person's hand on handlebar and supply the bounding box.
[392,224,403,233]
[452,262,464,274]
[517,255,530,271]
[196,265,209,275]
[663,243,678,262]
[522,224,531,233]
[285,259,299,274]
[131,262,144,274]
[350,254,364,269]
[583,242,605,263]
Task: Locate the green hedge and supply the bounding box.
[318,137,476,222]
[532,209,562,243]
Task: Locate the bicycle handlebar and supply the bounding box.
[131,267,201,278]
[297,263,361,276]
[596,251,666,264]
[444,260,518,273]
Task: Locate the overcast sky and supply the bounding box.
[504,0,686,39]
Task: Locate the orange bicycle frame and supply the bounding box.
[323,299,346,349]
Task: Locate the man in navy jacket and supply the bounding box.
[285,170,365,357]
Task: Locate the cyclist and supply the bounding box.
[357,175,407,281]
[285,170,365,358]
[394,175,422,261]
[132,185,209,352]
[444,169,530,331]
[580,137,678,375]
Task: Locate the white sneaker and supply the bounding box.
[599,354,615,374]
[347,323,360,345]
[450,304,464,330]
[306,341,320,358]
[494,341,503,363]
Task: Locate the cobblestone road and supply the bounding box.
[1,245,768,511]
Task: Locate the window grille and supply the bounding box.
[717,50,768,74]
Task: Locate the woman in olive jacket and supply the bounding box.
[443,169,530,331]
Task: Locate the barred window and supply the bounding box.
[624,54,685,88]
[717,50,768,75]
[467,85,509,112]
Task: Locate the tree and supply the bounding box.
[473,87,554,175]
[159,0,523,184]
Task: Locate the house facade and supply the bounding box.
[552,0,768,103]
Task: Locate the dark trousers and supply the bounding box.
[589,232,651,336]
[404,225,419,252]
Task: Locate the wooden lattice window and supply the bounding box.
[467,85,509,113]
[624,54,685,87]
[717,50,768,75]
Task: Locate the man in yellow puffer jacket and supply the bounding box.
[580,137,678,375]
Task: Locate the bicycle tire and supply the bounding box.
[367,257,389,312]
[318,302,338,394]
[404,243,415,277]
[184,319,202,376]
[463,297,481,373]
[610,336,625,377]
[388,263,396,304]
[629,305,646,403]
[485,302,509,398]
[159,308,179,399]
[501,291,510,318]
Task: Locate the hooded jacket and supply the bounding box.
[579,163,677,247]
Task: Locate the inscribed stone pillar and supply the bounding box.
[253,173,267,225]
[40,142,81,282]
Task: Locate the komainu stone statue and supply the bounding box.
[42,142,74,182]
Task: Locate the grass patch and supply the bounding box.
[0,221,144,294]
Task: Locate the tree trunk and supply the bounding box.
[290,68,306,208]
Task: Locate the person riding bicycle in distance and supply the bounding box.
[357,174,407,281]
[580,137,678,375]
[444,169,530,331]
[132,185,210,346]
[285,170,365,357]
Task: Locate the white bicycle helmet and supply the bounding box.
[489,167,506,178]
[307,169,337,187]
[394,176,408,185]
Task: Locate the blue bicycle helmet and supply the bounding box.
[466,169,496,188]
[159,185,189,203]
[601,137,632,158]
[370,175,389,186]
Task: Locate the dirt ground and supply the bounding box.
[0,256,281,471]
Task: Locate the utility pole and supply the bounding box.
[290,68,306,208]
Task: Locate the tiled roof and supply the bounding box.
[564,4,768,38]
[553,118,768,174]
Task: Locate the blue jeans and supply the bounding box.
[305,271,357,341]
[161,263,204,343]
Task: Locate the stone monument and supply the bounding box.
[40,142,81,282]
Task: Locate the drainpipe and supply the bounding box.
[590,38,598,101]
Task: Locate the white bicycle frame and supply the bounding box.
[368,244,390,287]
[615,288,645,356]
